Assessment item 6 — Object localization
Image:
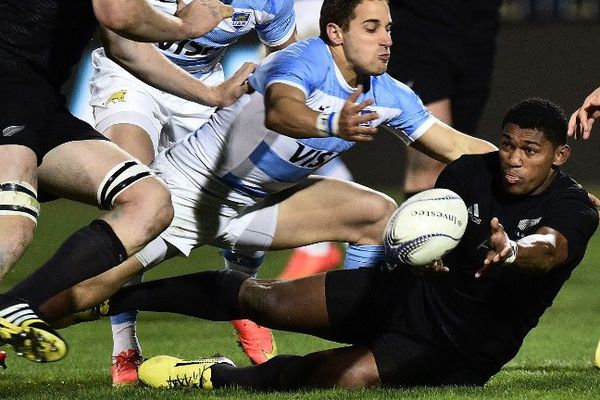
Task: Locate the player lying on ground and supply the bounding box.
[66,98,598,389]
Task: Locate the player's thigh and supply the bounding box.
[38,137,155,206]
[272,176,397,247]
[282,346,380,389]
[103,123,156,165]
[370,332,487,387]
[90,50,163,151]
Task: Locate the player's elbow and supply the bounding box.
[94,1,137,36]
[264,110,283,133]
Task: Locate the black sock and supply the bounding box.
[108,269,249,320]
[211,355,302,391]
[9,220,127,308]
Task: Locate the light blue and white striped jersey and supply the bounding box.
[152,0,296,74]
[249,37,435,139]
[164,37,436,206]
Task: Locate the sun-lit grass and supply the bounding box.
[1,192,599,399]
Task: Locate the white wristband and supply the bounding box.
[315,112,339,137]
[503,240,518,265]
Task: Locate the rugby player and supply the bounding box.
[111,98,598,389]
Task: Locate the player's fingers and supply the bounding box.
[475,264,489,279]
[567,110,579,137]
[584,118,595,140]
[220,3,234,18]
[354,111,379,126]
[230,62,256,82]
[353,98,374,112]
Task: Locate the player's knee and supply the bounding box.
[4,219,35,256]
[115,178,173,239]
[98,160,173,238]
[354,191,397,241]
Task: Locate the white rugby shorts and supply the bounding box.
[152,151,279,257]
[89,48,223,154]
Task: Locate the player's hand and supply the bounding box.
[475,217,513,278]
[336,85,379,142]
[568,86,600,140]
[176,0,233,38]
[407,259,449,277]
[213,62,256,107]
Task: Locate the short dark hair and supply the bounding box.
[319,0,388,43]
[502,97,568,147]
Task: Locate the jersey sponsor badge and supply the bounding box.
[231,11,252,30]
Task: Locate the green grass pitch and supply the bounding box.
[1,194,599,400]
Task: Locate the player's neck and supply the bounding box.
[329,45,361,87]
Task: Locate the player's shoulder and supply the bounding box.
[269,37,330,70]
[370,73,423,107]
[553,170,598,209]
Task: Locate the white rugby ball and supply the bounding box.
[384,188,468,267]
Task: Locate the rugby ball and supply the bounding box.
[384,188,468,267]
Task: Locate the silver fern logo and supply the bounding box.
[2,125,25,137]
[517,217,542,231]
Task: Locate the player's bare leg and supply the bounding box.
[0,145,38,281]
[0,145,58,363]
[0,139,172,363]
[103,123,155,165]
[101,122,156,384]
[403,98,451,196]
[119,272,381,389]
[272,176,396,249]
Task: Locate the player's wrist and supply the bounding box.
[315,111,339,138]
[502,240,519,265]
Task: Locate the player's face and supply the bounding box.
[498,123,566,196]
[342,0,393,76]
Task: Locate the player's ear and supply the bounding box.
[326,22,344,45]
[552,144,571,167]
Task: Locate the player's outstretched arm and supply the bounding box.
[475,218,568,278]
[568,86,600,140]
[100,26,254,107]
[264,84,378,141]
[93,0,232,42]
[411,121,497,163]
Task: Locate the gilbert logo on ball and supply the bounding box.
[384,188,468,267]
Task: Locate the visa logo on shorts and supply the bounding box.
[289,143,336,169]
[231,11,251,30]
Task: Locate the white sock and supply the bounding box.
[111,311,141,359]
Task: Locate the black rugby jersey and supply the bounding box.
[0,0,96,88]
[426,152,598,372]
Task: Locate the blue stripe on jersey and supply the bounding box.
[249,141,312,183]
[219,173,269,197]
[298,137,354,153]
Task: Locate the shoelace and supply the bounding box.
[113,352,141,372]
